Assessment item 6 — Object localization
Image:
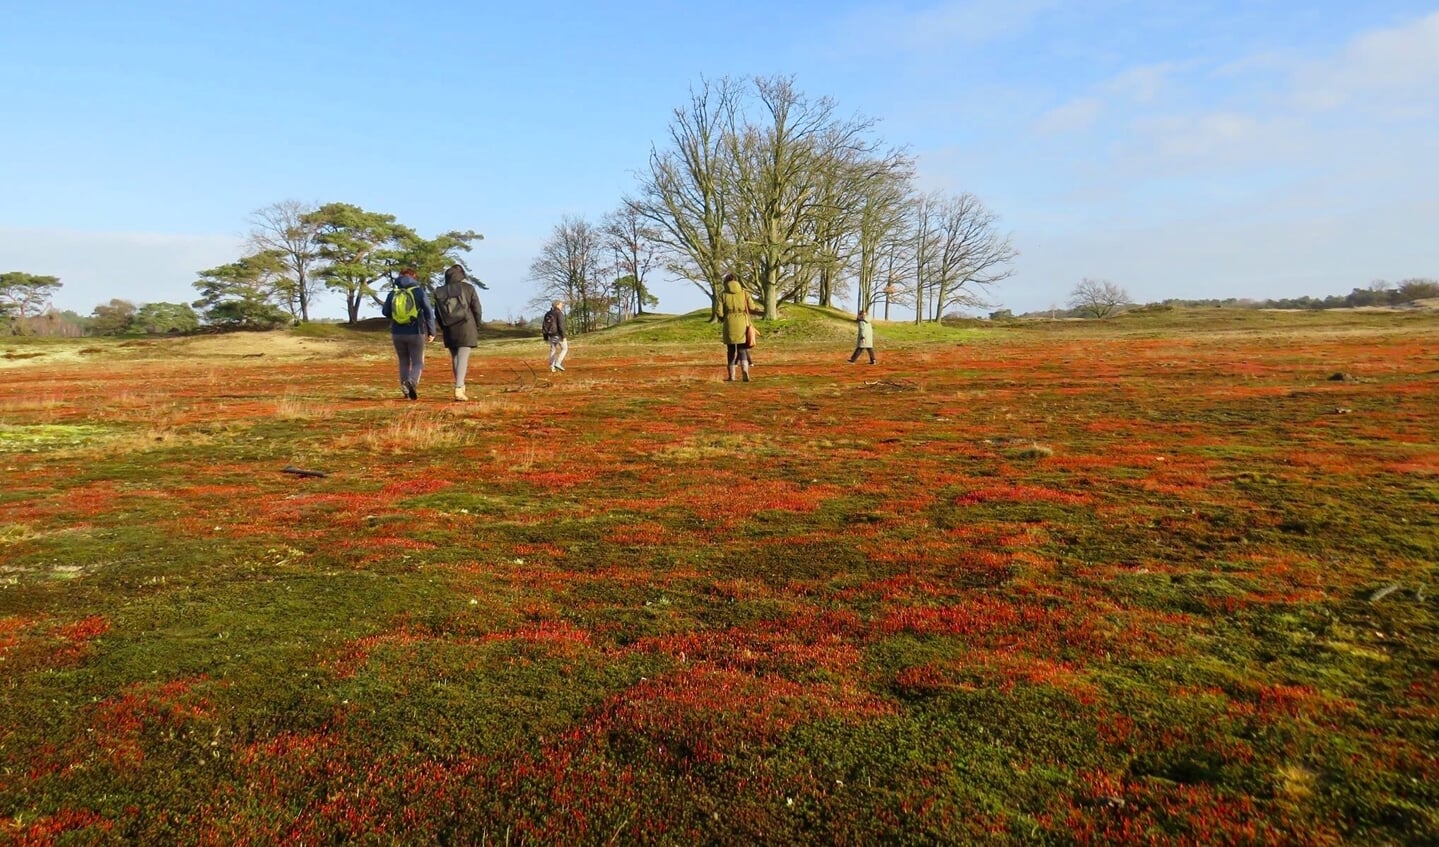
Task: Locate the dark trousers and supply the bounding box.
[849,346,875,363]
[393,334,426,384]
[726,344,751,366]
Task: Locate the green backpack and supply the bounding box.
[391,286,419,325]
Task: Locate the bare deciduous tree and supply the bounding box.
[603,203,660,318]
[634,77,740,321]
[1069,278,1130,318]
[909,193,939,324]
[851,152,914,314]
[248,200,322,322]
[927,193,1016,320]
[728,76,881,319]
[530,215,605,332]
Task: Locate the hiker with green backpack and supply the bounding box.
[434,264,484,402]
[381,268,436,400]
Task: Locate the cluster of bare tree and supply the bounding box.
[532,76,1016,328]
[194,201,483,327]
[527,206,660,333]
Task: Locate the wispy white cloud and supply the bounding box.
[1038,11,1439,174]
[1126,111,1287,166]
[965,11,1439,311]
[1289,10,1439,115]
[832,0,1062,54]
[1035,97,1103,134]
[1032,62,1182,136]
[1108,62,1181,104]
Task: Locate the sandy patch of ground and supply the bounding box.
[0,331,379,369]
[169,331,359,358]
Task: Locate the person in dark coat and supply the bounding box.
[433,264,484,401]
[543,300,568,373]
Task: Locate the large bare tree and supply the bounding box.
[248,200,322,322]
[1069,278,1130,318]
[927,193,1016,320]
[727,76,880,319]
[634,78,740,321]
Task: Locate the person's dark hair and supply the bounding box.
[444,264,467,285]
[722,272,738,284]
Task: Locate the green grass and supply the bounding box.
[1,305,1436,844]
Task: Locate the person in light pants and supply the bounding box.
[434,264,483,401]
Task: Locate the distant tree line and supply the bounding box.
[1015,278,1439,320]
[1242,279,1439,311]
[530,75,1018,333]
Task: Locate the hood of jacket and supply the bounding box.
[723,278,742,296]
[443,265,467,286]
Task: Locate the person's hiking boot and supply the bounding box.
[555,364,566,372]
[725,366,735,382]
[741,368,751,382]
[454,387,468,402]
[403,380,418,401]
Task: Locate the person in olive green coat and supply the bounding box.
[433,264,484,401]
[720,272,758,382]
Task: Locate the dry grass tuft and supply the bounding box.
[0,524,36,545]
[276,394,336,421]
[654,434,764,462]
[1275,764,1317,800]
[1006,442,1055,461]
[345,410,472,454]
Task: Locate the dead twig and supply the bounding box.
[861,378,920,393]
[281,465,328,478]
[1368,582,1401,603]
[503,361,548,393]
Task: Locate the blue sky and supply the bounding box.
[3,0,1436,320]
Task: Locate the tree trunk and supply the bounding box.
[298,272,310,323]
[817,267,833,308]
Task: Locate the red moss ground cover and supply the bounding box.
[1,313,1436,844]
